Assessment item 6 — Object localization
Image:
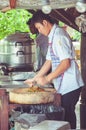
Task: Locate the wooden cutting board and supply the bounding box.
[9,86,56,104]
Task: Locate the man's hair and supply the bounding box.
[27,10,55,34]
[27,18,38,34]
[32,10,55,24]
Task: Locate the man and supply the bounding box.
[24,10,84,129]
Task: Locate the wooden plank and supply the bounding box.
[0,89,9,130]
[0,0,77,10]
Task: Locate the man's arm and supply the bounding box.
[24,60,51,86]
[46,58,71,83]
[33,58,71,86]
[35,60,51,78]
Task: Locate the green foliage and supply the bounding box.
[0,9,36,40]
[59,21,65,27]
[72,29,81,41]
[59,21,81,41]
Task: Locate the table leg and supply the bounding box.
[0,89,9,130]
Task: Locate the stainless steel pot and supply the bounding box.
[0,33,36,68]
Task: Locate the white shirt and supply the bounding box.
[46,24,84,95]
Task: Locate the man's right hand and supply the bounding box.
[24,78,35,87]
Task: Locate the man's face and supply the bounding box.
[35,20,50,36]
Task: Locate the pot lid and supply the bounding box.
[5,32,33,43]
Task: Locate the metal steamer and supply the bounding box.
[0,33,36,74]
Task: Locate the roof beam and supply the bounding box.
[50,9,79,31]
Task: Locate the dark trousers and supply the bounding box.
[61,87,82,129]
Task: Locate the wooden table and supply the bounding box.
[0,89,21,130]
[0,88,65,130]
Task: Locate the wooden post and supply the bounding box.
[9,0,16,8]
[80,33,86,129]
[0,89,9,130]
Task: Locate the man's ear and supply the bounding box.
[43,20,48,26]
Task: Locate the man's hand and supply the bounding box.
[24,78,35,87]
[24,75,50,87]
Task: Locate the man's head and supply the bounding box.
[30,10,55,36]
